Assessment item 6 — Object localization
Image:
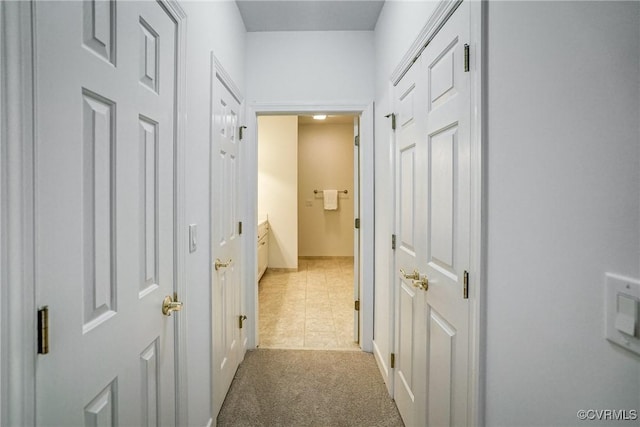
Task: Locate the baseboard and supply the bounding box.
[265,267,298,272]
[373,340,392,396]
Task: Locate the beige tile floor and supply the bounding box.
[258,257,360,350]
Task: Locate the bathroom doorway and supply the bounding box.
[256,114,360,349]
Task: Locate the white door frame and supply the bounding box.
[0,1,189,425]
[1,2,37,424]
[387,0,485,423]
[244,102,375,352]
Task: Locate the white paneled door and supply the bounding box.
[394,1,471,426]
[422,3,471,425]
[393,55,428,427]
[34,1,179,426]
[211,64,244,417]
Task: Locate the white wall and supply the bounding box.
[298,123,354,257]
[371,0,439,390]
[181,1,245,425]
[245,27,376,350]
[245,31,374,104]
[373,0,439,97]
[258,116,299,269]
[372,0,640,421]
[485,1,640,425]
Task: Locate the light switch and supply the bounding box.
[189,224,197,253]
[305,199,313,207]
[605,273,640,355]
[615,294,637,337]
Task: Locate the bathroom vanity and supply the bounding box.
[257,218,269,281]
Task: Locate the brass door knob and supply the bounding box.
[412,276,429,292]
[162,294,183,316]
[400,268,420,280]
[215,258,232,270]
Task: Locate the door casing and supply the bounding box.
[0,1,189,425]
[245,103,375,352]
[1,2,37,425]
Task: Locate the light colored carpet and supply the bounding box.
[217,349,404,427]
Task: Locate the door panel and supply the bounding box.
[427,309,455,427]
[84,380,117,427]
[141,339,160,427]
[399,145,416,251]
[429,40,458,109]
[81,89,117,333]
[211,65,244,417]
[35,1,178,425]
[429,126,456,271]
[398,284,416,391]
[82,0,116,65]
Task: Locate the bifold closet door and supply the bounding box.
[393,1,472,426]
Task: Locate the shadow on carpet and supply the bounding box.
[217,349,404,427]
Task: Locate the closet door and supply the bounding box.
[421,1,471,424]
[393,54,429,427]
[34,1,179,425]
[393,1,472,426]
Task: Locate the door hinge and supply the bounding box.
[239,314,247,329]
[354,300,360,311]
[384,113,396,130]
[463,270,469,299]
[464,44,470,72]
[390,353,396,369]
[239,126,247,140]
[37,306,49,355]
[238,221,243,235]
[355,218,360,229]
[391,234,396,250]
[354,135,360,147]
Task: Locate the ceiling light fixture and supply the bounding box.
[313,115,327,120]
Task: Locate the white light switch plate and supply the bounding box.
[605,273,640,355]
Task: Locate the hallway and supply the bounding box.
[3,1,639,426]
[258,258,359,350]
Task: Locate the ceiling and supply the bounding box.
[236,1,385,32]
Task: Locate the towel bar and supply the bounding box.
[314,189,348,194]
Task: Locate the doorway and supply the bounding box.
[255,114,360,349]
